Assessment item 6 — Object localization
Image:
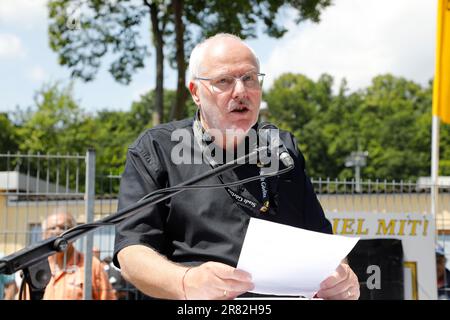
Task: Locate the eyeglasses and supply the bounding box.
[45,224,73,232]
[195,71,265,93]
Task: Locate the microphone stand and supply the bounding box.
[0,146,275,300]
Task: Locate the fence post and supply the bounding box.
[83,149,95,300]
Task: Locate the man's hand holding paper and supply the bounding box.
[315,262,360,300]
[237,218,360,299]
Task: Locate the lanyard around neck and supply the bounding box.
[192,115,276,215]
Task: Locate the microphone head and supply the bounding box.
[258,122,277,145]
[258,122,277,131]
[258,122,282,153]
[258,122,294,168]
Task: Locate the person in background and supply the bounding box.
[37,209,117,300]
[92,247,102,261]
[437,244,450,300]
[0,252,18,300]
[102,256,133,300]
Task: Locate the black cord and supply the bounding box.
[57,166,293,237]
[59,222,115,237]
[19,274,26,300]
[137,166,293,202]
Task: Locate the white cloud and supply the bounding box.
[0,0,47,28]
[262,0,437,92]
[27,65,48,82]
[0,33,25,58]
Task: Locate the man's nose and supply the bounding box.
[232,79,247,98]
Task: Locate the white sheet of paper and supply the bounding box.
[237,218,359,298]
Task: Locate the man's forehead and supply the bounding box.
[202,64,258,78]
[200,39,258,74]
[46,213,69,225]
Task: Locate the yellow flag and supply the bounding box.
[433,0,450,124]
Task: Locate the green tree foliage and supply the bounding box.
[10,83,91,191]
[265,73,448,181]
[129,87,196,126]
[47,0,331,125]
[14,81,198,175]
[0,113,21,171]
[17,83,91,155]
[441,124,450,175]
[48,0,147,84]
[264,73,336,177]
[10,82,199,193]
[354,75,432,180]
[0,113,20,155]
[5,75,449,184]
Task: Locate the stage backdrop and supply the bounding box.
[325,211,437,300]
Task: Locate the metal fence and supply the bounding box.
[1,151,450,299]
[0,151,109,300]
[0,152,87,253]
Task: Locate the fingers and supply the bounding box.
[209,262,252,282]
[319,263,349,290]
[184,262,254,300]
[316,263,360,300]
[215,288,248,300]
[204,279,253,300]
[316,280,350,299]
[217,278,255,298]
[323,285,359,300]
[209,263,254,299]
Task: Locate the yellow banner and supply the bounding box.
[433,0,450,124]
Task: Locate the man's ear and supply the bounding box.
[189,81,201,106]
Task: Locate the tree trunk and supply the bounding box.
[146,0,164,126]
[170,0,186,120]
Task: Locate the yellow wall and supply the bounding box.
[1,192,449,255]
[0,194,118,254]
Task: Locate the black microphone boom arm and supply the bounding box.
[0,145,282,299]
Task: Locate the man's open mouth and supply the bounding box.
[230,106,249,113]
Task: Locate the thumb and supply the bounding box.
[209,262,252,281]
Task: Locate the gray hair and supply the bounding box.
[41,208,77,230]
[188,33,260,81]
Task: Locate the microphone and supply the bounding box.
[258,123,295,168]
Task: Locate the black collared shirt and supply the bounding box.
[113,118,332,268]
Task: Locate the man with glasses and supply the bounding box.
[22,210,117,300]
[114,33,359,300]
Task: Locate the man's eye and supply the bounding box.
[215,77,232,85]
[243,72,258,82]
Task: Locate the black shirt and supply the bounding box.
[113,117,332,268]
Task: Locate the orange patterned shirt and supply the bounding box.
[43,250,116,300]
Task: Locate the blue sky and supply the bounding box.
[0,0,437,115]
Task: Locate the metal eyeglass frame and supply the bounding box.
[195,72,266,93]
